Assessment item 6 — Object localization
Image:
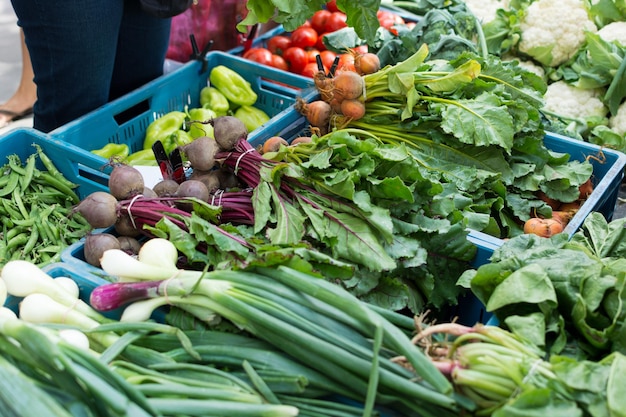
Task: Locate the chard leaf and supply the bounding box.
[419,59,481,93]
[252,181,272,234]
[299,199,396,272]
[436,92,515,152]
[267,183,305,244]
[486,263,557,311]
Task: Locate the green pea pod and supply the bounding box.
[209,65,257,107]
[234,105,270,132]
[200,86,230,116]
[187,107,217,139]
[124,149,158,166]
[143,111,186,151]
[91,143,130,159]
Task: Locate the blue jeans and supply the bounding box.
[11,0,171,132]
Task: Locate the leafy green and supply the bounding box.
[464,213,626,359]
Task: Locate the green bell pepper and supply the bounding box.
[187,107,217,139]
[91,143,130,159]
[199,86,230,116]
[209,65,257,107]
[143,111,186,151]
[168,129,194,153]
[124,149,158,166]
[234,105,270,132]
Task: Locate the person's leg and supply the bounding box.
[109,0,171,101]
[0,29,37,127]
[11,0,125,132]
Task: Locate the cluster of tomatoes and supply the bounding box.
[242,1,408,78]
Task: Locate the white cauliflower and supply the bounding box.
[463,0,509,24]
[543,81,608,121]
[597,21,626,46]
[518,0,597,67]
[502,54,545,79]
[609,101,626,136]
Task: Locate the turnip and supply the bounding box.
[332,70,364,101]
[84,233,121,267]
[74,191,119,229]
[153,179,180,197]
[209,116,248,151]
[175,179,210,211]
[118,236,142,255]
[215,166,241,189]
[354,52,381,75]
[189,169,221,193]
[108,163,145,200]
[142,186,158,198]
[179,136,219,171]
[114,212,141,237]
[261,136,289,154]
[295,98,332,134]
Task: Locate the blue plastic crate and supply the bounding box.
[0,128,108,199]
[545,131,626,236]
[47,51,316,189]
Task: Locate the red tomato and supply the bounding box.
[291,26,318,49]
[336,53,356,72]
[377,10,405,29]
[324,11,347,33]
[282,46,308,74]
[319,50,337,70]
[310,9,332,34]
[267,35,292,55]
[305,48,321,63]
[315,32,329,51]
[243,47,274,66]
[271,54,289,71]
[301,62,327,78]
[325,0,340,13]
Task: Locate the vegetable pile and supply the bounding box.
[0,253,469,417]
[0,145,91,266]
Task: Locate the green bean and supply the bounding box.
[34,144,78,190]
[20,153,37,190]
[32,172,79,204]
[5,233,29,252]
[0,172,20,197]
[11,188,29,219]
[21,227,39,256]
[2,200,23,221]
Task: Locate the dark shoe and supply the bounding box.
[0,107,34,127]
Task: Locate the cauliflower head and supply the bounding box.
[609,101,626,136]
[518,0,597,67]
[543,81,608,121]
[597,21,626,46]
[464,0,509,24]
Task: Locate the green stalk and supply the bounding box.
[257,266,453,395]
[147,398,299,417]
[208,287,457,414]
[137,383,264,403]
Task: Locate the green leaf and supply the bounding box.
[607,353,626,417]
[437,92,515,152]
[486,263,557,311]
[267,184,306,244]
[493,388,583,417]
[337,0,381,44]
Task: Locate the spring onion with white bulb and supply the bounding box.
[90,249,466,417]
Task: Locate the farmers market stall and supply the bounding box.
[1,0,626,416]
